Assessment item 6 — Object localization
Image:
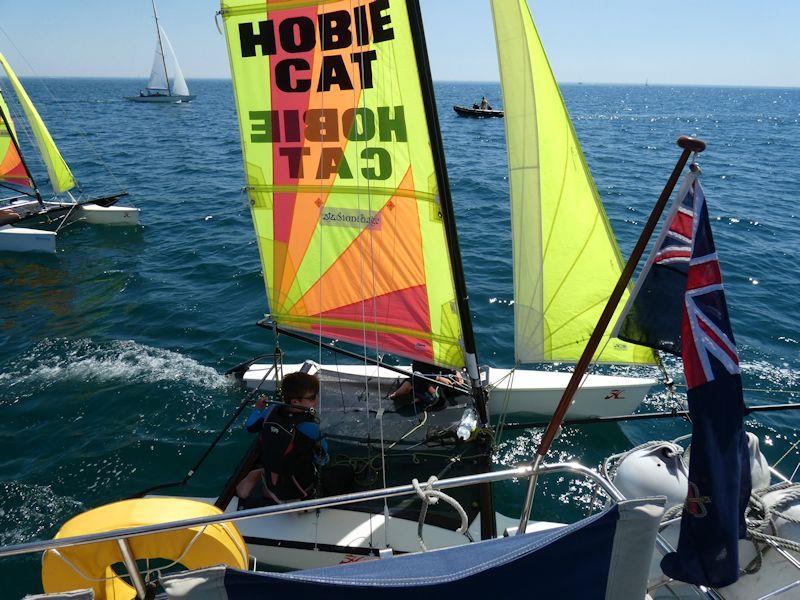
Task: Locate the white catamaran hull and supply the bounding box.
[238,362,655,419]
[186,497,557,570]
[73,204,140,225]
[0,224,55,253]
[0,201,140,252]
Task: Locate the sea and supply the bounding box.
[1,79,798,596]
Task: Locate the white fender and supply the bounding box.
[631,434,794,599]
[747,432,771,491]
[612,443,689,509]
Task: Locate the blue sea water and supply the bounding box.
[0,78,798,596]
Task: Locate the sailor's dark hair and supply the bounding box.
[281,371,320,403]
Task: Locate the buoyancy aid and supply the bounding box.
[258,404,327,503]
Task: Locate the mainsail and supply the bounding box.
[0,89,32,188]
[0,52,75,194]
[490,0,655,365]
[147,29,170,93]
[221,0,466,368]
[160,30,190,97]
[148,25,191,97]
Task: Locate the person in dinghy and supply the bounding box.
[472,96,492,111]
[389,360,466,407]
[235,372,329,504]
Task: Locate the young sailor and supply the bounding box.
[236,372,329,503]
[388,360,465,407]
[479,96,490,110]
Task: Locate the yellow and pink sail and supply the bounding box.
[0,89,31,188]
[0,51,76,194]
[221,0,465,368]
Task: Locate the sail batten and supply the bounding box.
[0,52,75,194]
[490,0,655,366]
[222,0,466,368]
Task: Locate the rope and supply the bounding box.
[493,366,517,441]
[773,440,800,471]
[54,200,80,233]
[386,410,428,450]
[128,360,278,498]
[735,482,800,574]
[606,435,800,578]
[411,476,470,551]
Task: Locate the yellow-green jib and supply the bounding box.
[491,0,656,365]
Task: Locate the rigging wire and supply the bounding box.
[358,5,391,548]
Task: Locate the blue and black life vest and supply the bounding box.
[253,404,327,503]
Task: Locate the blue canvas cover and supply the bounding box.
[162,498,665,600]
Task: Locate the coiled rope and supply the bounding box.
[741,482,800,573]
[411,476,472,551]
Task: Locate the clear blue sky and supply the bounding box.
[1,0,798,87]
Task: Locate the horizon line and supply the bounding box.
[9,75,800,90]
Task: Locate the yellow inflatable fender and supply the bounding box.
[42,498,248,600]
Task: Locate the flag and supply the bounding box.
[613,174,696,355]
[635,175,751,587]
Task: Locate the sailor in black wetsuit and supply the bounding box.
[236,372,328,503]
[388,360,465,407]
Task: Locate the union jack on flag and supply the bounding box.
[653,187,694,266]
[659,173,751,588]
[680,180,740,390]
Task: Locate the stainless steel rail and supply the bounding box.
[0,462,617,559]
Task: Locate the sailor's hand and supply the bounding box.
[313,445,329,466]
[255,395,267,410]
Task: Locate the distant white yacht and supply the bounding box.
[125,0,195,103]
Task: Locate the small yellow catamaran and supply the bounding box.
[0,52,139,253]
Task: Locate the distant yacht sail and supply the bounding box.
[126,0,195,103]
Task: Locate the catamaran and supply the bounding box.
[0,53,138,254]
[125,0,195,103]
[232,0,661,419]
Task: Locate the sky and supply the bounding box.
[1,0,798,87]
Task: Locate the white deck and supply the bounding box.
[241,362,655,419]
[185,496,558,570]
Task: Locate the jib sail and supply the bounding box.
[490,0,655,365]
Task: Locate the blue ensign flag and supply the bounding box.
[615,174,697,355]
[641,176,751,587]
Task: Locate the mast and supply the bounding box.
[0,94,43,206]
[406,0,496,539]
[151,0,171,96]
